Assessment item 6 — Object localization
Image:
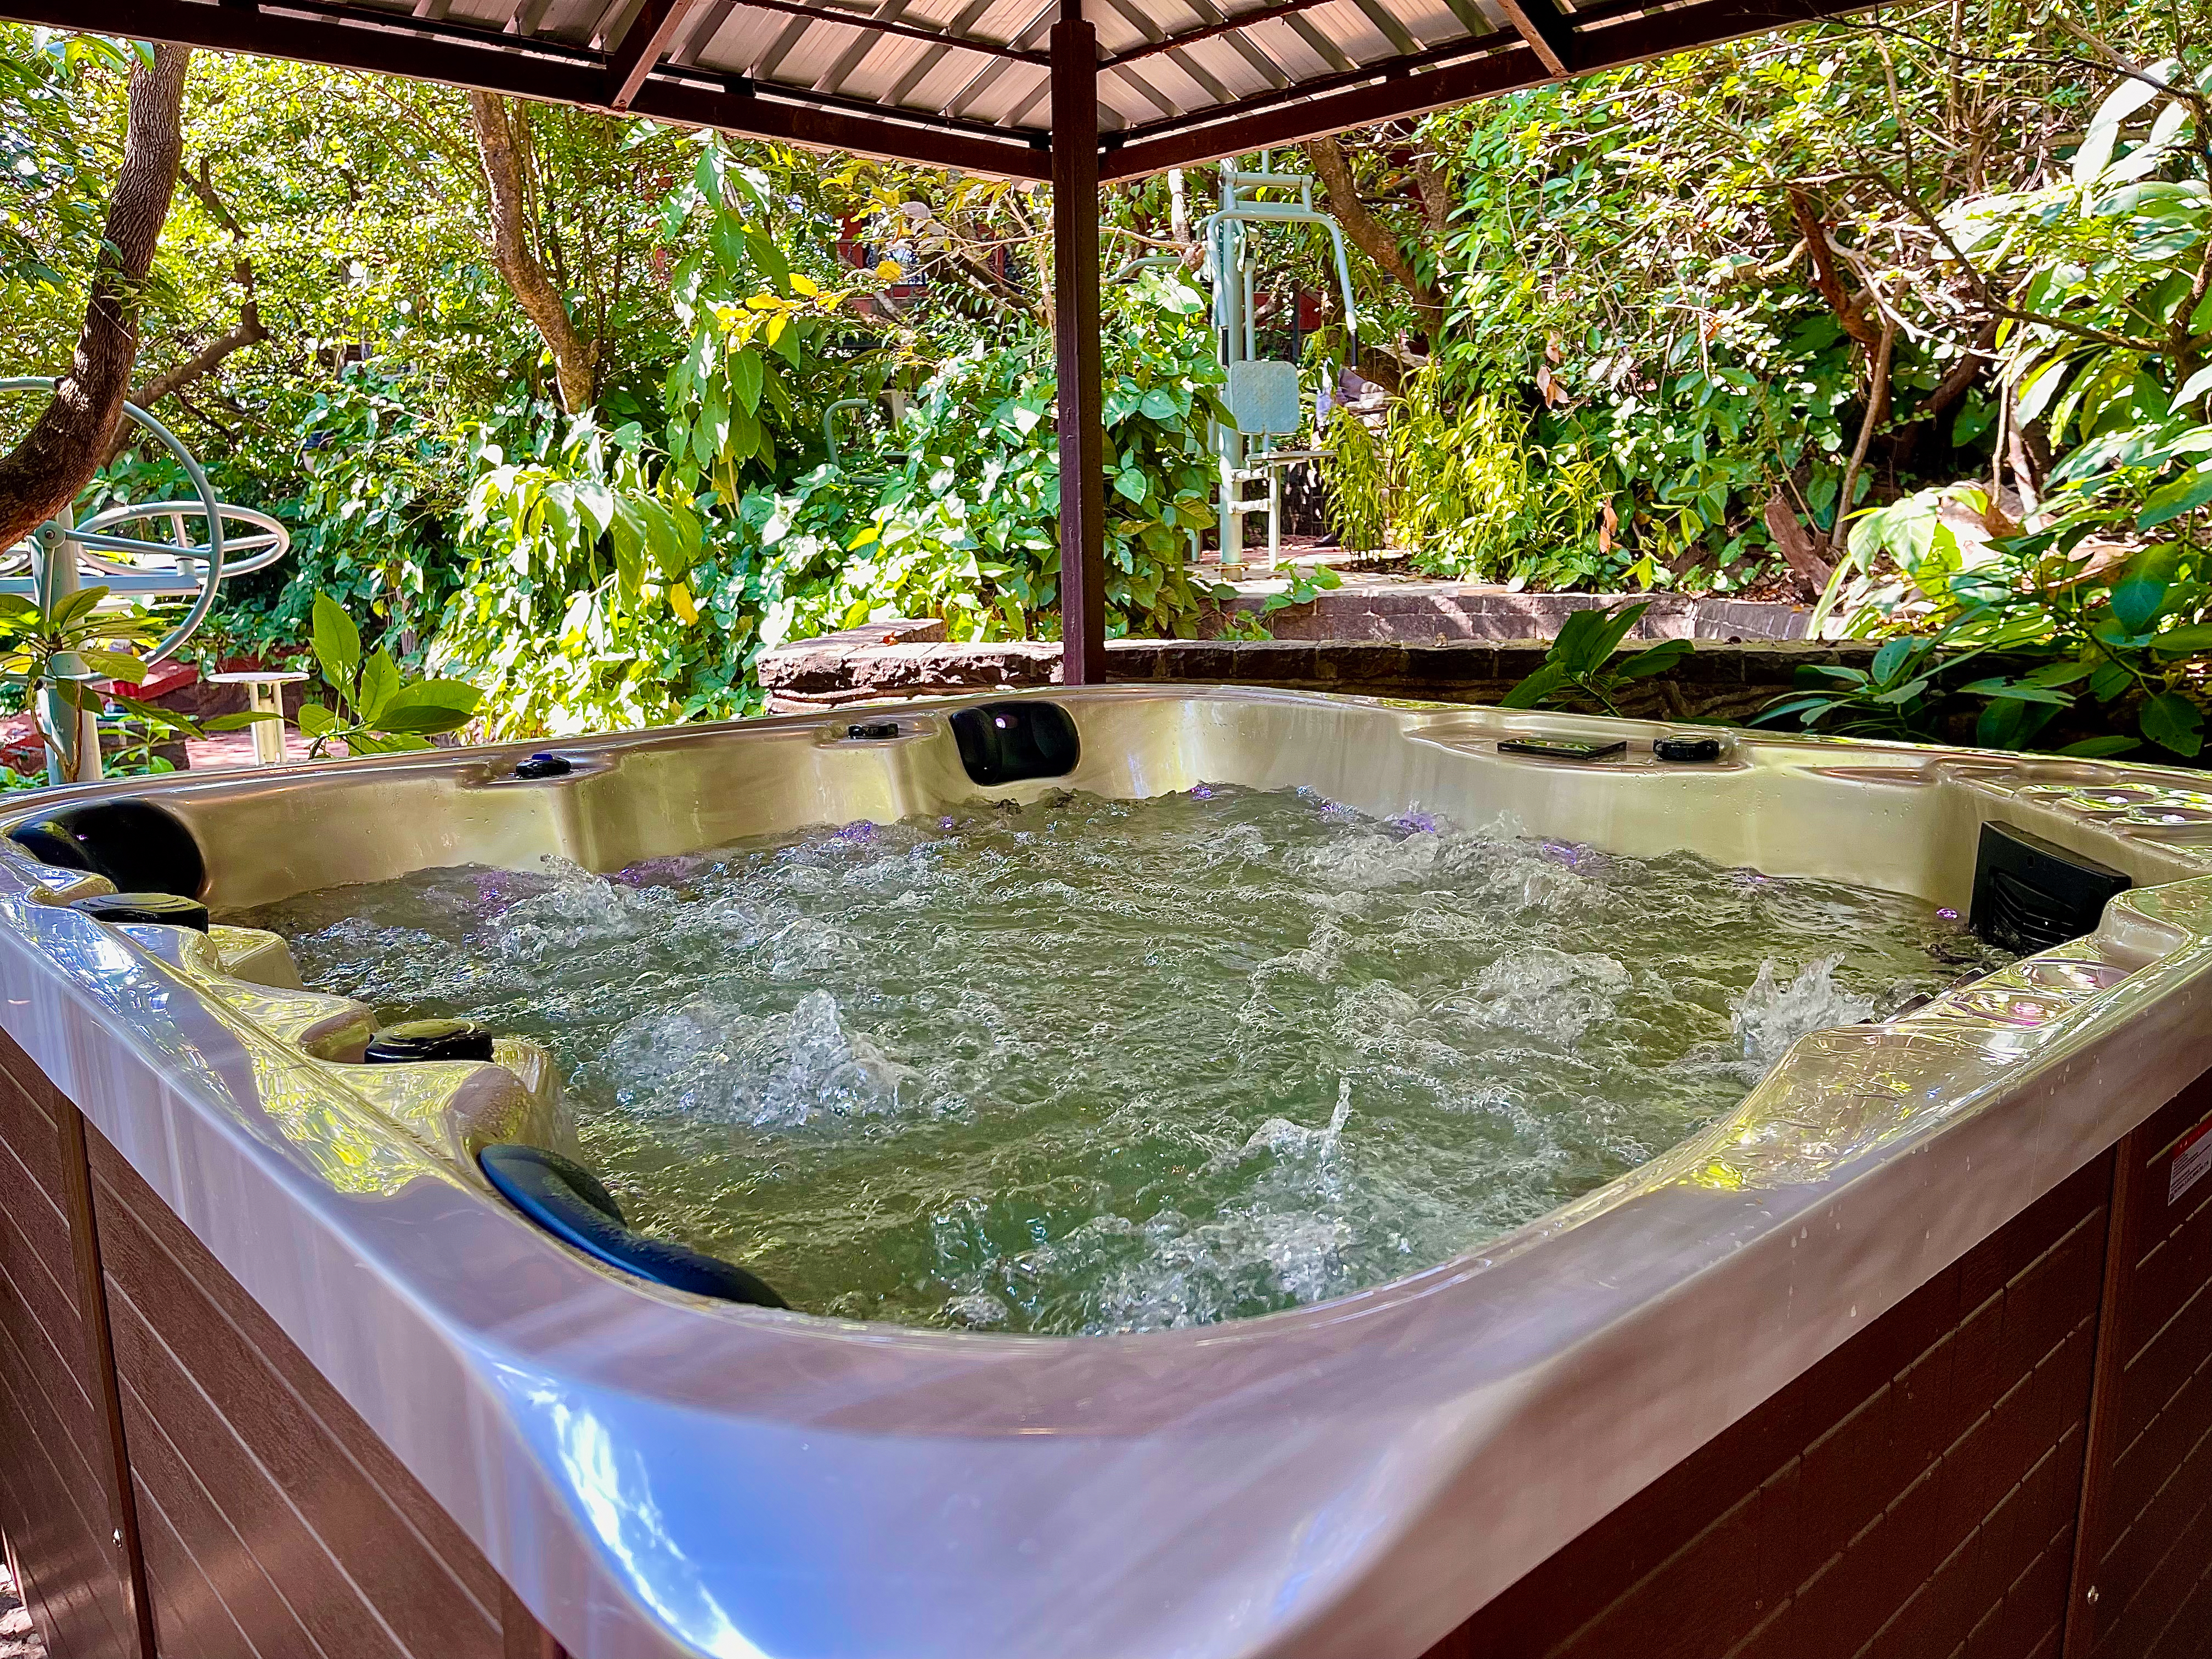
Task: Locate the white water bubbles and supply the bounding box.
[599,988,922,1128]
[238,787,2003,1336]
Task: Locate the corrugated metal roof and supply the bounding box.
[12,0,1879,178]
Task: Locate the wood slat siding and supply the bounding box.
[0,1028,569,1659]
[1426,1154,2115,1659]
[0,1046,142,1658]
[2068,1076,2212,1658]
[88,1126,509,1659]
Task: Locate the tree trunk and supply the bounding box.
[101,162,268,468]
[1835,301,1900,554]
[467,92,597,414]
[1301,136,1444,341]
[0,44,191,550]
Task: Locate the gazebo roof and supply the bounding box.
[24,0,1875,180]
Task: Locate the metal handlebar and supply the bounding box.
[0,377,228,667]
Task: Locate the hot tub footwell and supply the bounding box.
[4,1043,2212,1658]
[0,1028,569,1659]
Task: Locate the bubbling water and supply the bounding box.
[235,786,2006,1335]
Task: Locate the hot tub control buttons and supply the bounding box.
[847,720,902,740]
[513,752,573,779]
[68,891,212,932]
[365,1018,496,1064]
[1654,736,1724,764]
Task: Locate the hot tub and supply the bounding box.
[2,685,2210,1659]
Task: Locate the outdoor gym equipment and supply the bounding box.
[0,377,291,786]
[1201,157,1358,574]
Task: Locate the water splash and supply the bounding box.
[1730,957,1878,1074]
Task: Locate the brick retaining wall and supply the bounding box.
[757,629,1878,725]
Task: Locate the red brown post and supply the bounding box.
[1049,0,1108,686]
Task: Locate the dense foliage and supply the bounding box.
[10,4,2212,755]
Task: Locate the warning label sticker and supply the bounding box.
[2171,1119,2212,1209]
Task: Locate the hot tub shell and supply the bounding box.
[2,686,2212,1658]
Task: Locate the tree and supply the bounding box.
[467,91,599,414]
[0,41,188,549]
[1302,132,1446,346]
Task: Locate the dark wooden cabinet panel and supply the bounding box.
[8,1021,2212,1659]
[1427,1156,2113,1659]
[0,1060,139,1659]
[87,1132,504,1659]
[0,1029,566,1659]
[2070,1079,2212,1658]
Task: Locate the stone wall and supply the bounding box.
[758,628,1880,726]
[1205,585,1813,644]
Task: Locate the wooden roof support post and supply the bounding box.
[1050,0,1108,686]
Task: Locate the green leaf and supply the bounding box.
[294,702,337,738]
[52,586,113,630]
[1113,467,1148,505]
[311,592,362,691]
[2137,465,2212,529]
[357,650,400,724]
[730,348,765,415]
[78,650,145,684]
[1957,679,2074,706]
[2057,735,2142,758]
[1871,637,1915,686]
[1138,388,1178,420]
[2154,623,2212,656]
[2090,659,2135,701]
[202,712,280,732]
[744,231,791,293]
[1498,663,1570,709]
[608,502,646,597]
[2075,64,2177,186]
[1553,603,1647,674]
[382,678,482,714]
[2169,364,2212,412]
[2141,690,2205,756]
[1615,639,1692,679]
[1751,695,1842,726]
[2111,543,2184,633]
[373,703,474,735]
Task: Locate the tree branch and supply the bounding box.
[0,44,190,548]
[1789,189,1881,346]
[1301,135,1443,338]
[1836,296,1900,552]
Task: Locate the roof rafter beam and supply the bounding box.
[810,0,908,93]
[1098,0,1347,69]
[939,0,1056,118]
[729,0,1053,66]
[1100,0,1885,179]
[882,0,998,106]
[1166,0,1298,91]
[608,0,700,109]
[1491,0,1572,75]
[15,0,1051,178]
